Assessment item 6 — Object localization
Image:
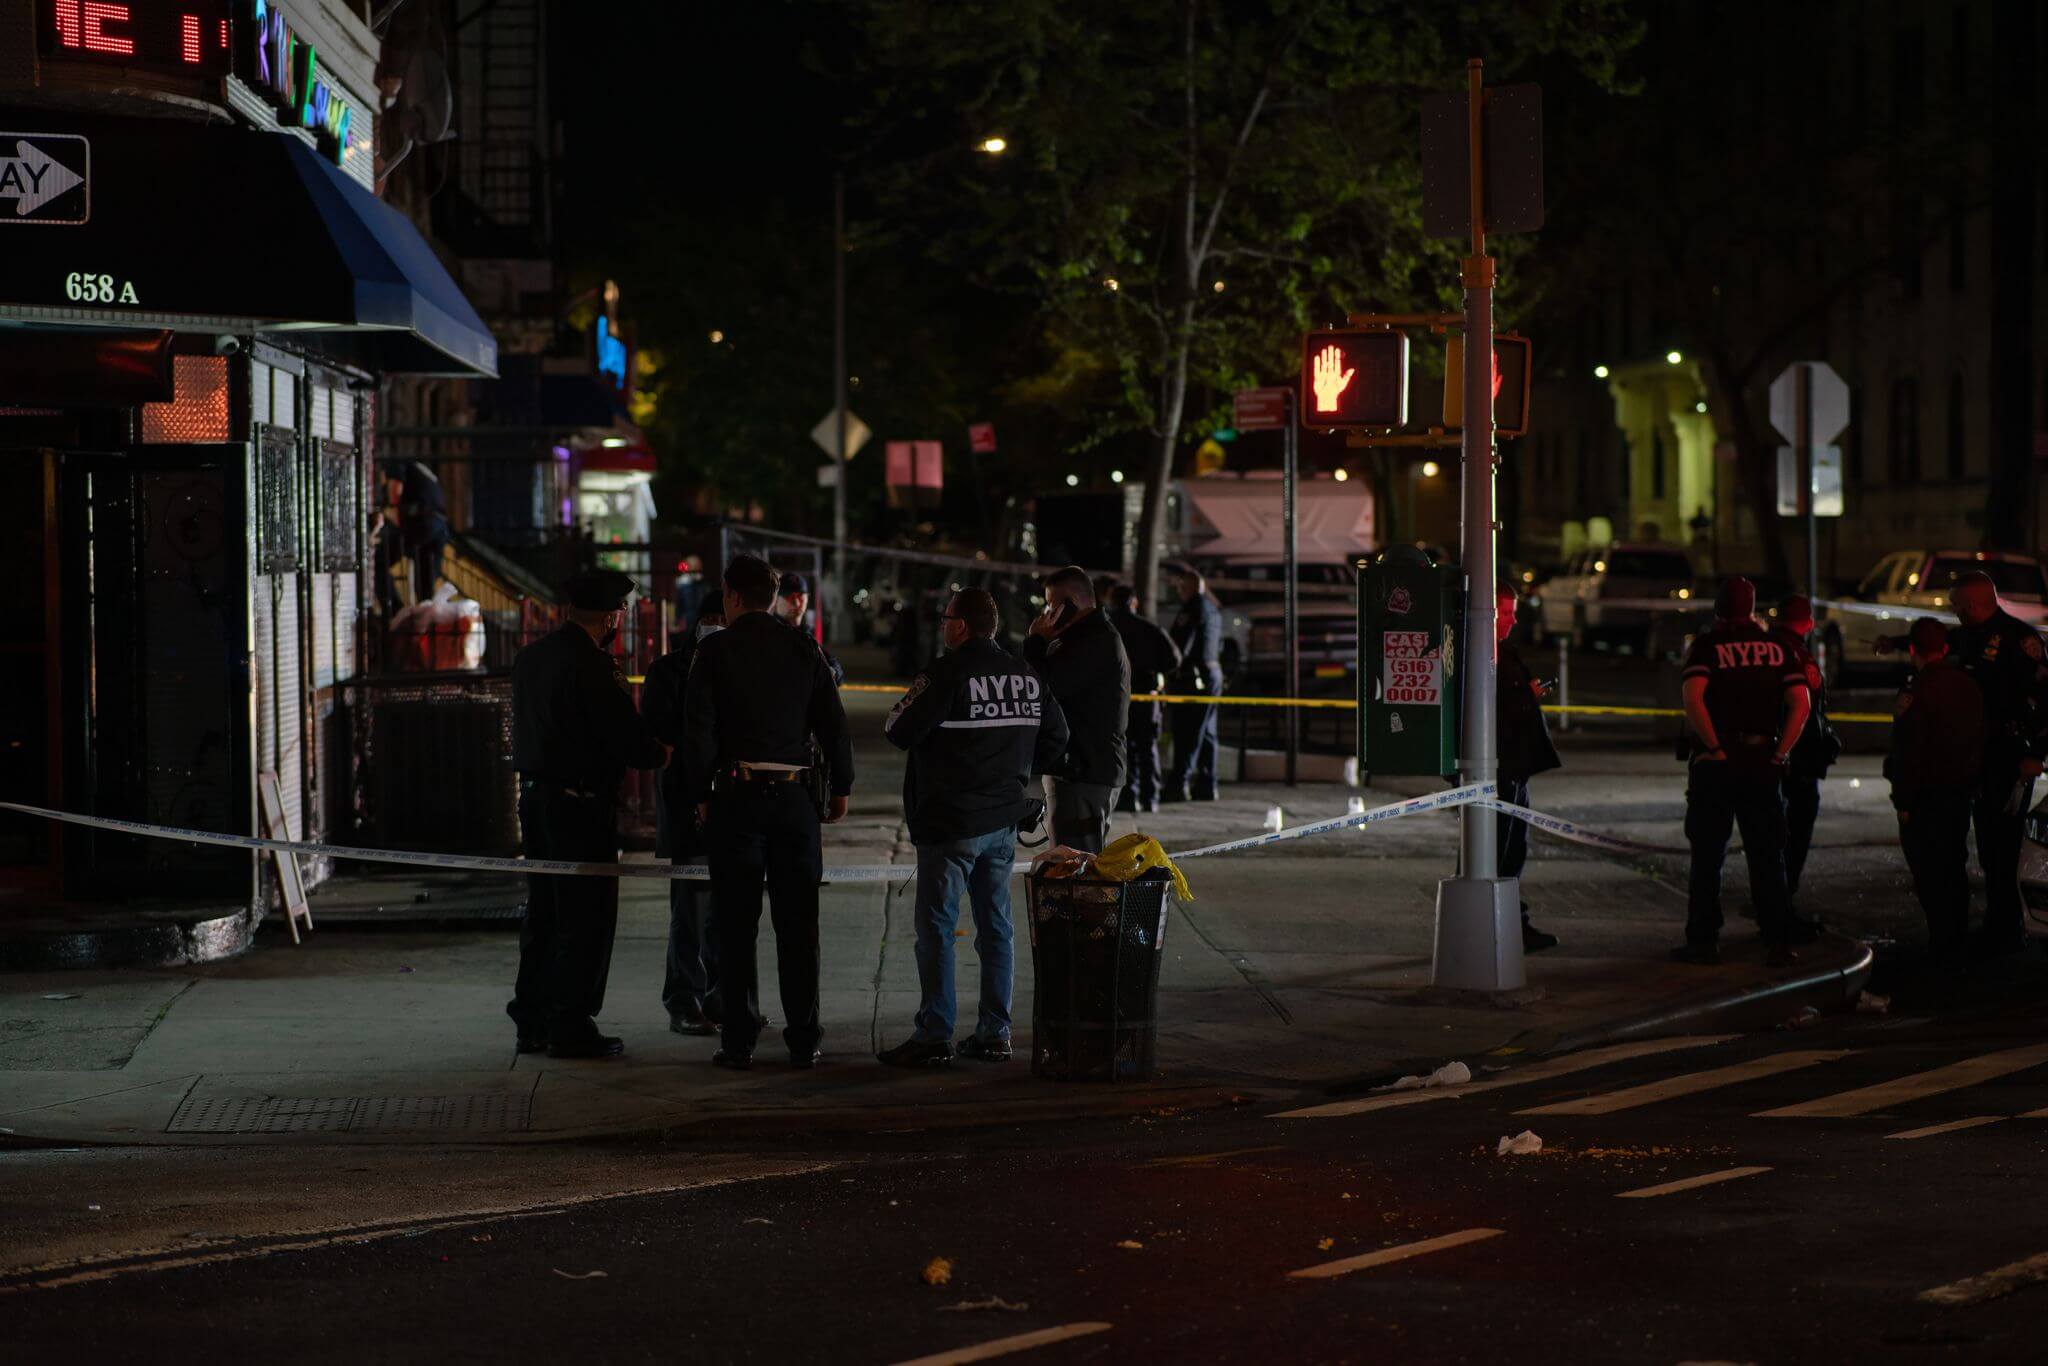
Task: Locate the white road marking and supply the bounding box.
[2020,1107,2048,1119]
[1755,1042,2048,1118]
[1615,1165,1772,1199]
[1272,1037,1738,1119]
[889,1323,1114,1365]
[1519,1050,1852,1116]
[1920,1250,2048,1307]
[1287,1227,1503,1280]
[1885,1116,2006,1140]
[1140,1146,1283,1168]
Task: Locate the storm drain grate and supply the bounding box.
[168,1092,528,1134]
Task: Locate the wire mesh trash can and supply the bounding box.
[1026,869,1172,1081]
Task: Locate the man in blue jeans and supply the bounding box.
[878,589,1069,1067]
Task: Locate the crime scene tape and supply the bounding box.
[0,786,1494,885]
[1476,798,1694,856]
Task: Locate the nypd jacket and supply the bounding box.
[1022,608,1131,790]
[885,637,1071,844]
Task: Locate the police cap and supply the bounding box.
[778,572,809,597]
[563,568,640,612]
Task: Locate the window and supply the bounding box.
[1846,383,1864,482]
[1651,428,1667,499]
[1893,195,1923,300]
[1888,377,1921,483]
[1947,373,1966,479]
[1950,196,1967,292]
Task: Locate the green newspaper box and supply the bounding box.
[1357,547,1463,778]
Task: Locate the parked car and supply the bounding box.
[2018,800,2048,943]
[1818,550,2048,685]
[1531,544,1695,651]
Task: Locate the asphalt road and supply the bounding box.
[7,971,2048,1365]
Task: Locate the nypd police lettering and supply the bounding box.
[954,672,1043,726]
[1710,640,1786,669]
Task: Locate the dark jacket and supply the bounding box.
[1022,608,1131,789]
[1947,608,2048,773]
[1170,592,1224,685]
[640,647,700,858]
[1497,643,1561,781]
[511,623,666,795]
[1107,607,1182,698]
[1886,656,1986,808]
[1769,626,1839,778]
[885,637,1071,843]
[681,612,853,804]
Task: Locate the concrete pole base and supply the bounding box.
[1432,876,1527,991]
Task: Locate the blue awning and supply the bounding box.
[0,108,497,378]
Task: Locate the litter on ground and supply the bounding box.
[1497,1130,1544,1156]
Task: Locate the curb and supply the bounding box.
[0,908,256,972]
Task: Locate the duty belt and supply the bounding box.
[518,777,602,799]
[721,763,806,785]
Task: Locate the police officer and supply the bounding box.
[1164,563,1224,802]
[507,569,669,1058]
[1672,576,1814,966]
[1023,564,1130,852]
[1768,595,1839,905]
[1102,582,1182,814]
[1886,616,1986,961]
[682,554,854,1069]
[769,571,845,686]
[877,589,1070,1067]
[1944,570,2048,957]
[640,604,727,1036]
[1494,582,1560,953]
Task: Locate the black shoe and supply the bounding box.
[711,1048,753,1070]
[516,1034,547,1055]
[1782,917,1823,946]
[1765,942,1800,968]
[547,1032,625,1059]
[1521,920,1559,953]
[1161,789,1188,805]
[670,1013,718,1038]
[956,1035,1011,1062]
[1670,942,1721,966]
[789,1046,823,1069]
[877,1038,953,1068]
[1190,787,1219,802]
[1113,795,1139,814]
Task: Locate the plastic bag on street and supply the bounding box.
[1386,1060,1472,1091]
[1497,1130,1543,1156]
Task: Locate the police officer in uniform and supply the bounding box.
[1165,563,1224,802]
[1102,582,1182,814]
[1886,617,1986,961]
[1023,564,1130,852]
[507,569,669,1058]
[769,571,845,686]
[1943,570,2048,957]
[1672,577,1814,966]
[1494,582,1560,952]
[1768,596,1838,905]
[640,605,727,1035]
[682,554,854,1069]
[877,589,1070,1067]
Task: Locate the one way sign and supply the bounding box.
[0,134,90,224]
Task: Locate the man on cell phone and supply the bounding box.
[1022,565,1131,852]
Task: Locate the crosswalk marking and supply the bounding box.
[1920,1251,2048,1307]
[1517,1050,1852,1116]
[1754,1042,2048,1119]
[1615,1166,1771,1199]
[889,1324,1114,1366]
[2021,1107,2048,1120]
[1287,1228,1503,1280]
[1271,1036,1737,1120]
[1886,1116,2005,1140]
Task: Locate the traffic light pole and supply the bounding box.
[1283,389,1300,786]
[1432,58,1526,992]
[831,170,850,640]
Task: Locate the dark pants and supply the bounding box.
[509,784,620,1044]
[1167,668,1222,798]
[1120,703,1163,810]
[1048,778,1117,854]
[1900,790,1974,957]
[708,783,823,1057]
[1684,761,1793,945]
[410,522,448,601]
[1497,775,1531,880]
[663,879,722,1019]
[1782,772,1820,899]
[1973,768,2034,943]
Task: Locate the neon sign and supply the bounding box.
[239,0,356,166]
[38,1,232,79]
[594,316,630,393]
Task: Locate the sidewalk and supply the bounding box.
[0,695,1878,1147]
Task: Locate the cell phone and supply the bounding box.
[1048,601,1076,630]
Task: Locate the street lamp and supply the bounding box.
[977,136,1007,154]
[1593,364,1609,379]
[1421,460,1441,478]
[1110,469,1125,483]
[1065,473,1080,487]
[1666,350,1683,365]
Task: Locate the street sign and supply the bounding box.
[1420,84,1543,239]
[885,440,942,509]
[1770,362,1848,445]
[968,421,997,453]
[1233,386,1291,431]
[1777,444,1843,518]
[0,132,89,224]
[810,409,871,459]
[816,464,840,488]
[1299,330,1409,429]
[1441,334,1532,437]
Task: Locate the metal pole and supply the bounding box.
[832,170,850,641]
[1284,390,1300,786]
[1432,56,1524,993]
[1556,632,1570,733]
[1799,363,1818,599]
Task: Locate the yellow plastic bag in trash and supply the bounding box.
[1089,833,1193,902]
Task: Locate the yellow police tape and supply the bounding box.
[637,679,1894,724]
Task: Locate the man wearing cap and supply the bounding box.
[769,571,845,686]
[1768,596,1839,906]
[1886,617,1987,961]
[508,568,669,1059]
[1673,576,1815,966]
[1944,570,2048,956]
[683,554,854,1070]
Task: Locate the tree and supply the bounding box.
[848,0,1640,604]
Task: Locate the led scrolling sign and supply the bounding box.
[37,1,360,168]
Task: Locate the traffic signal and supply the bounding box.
[1299,330,1410,429]
[1442,333,1532,437]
